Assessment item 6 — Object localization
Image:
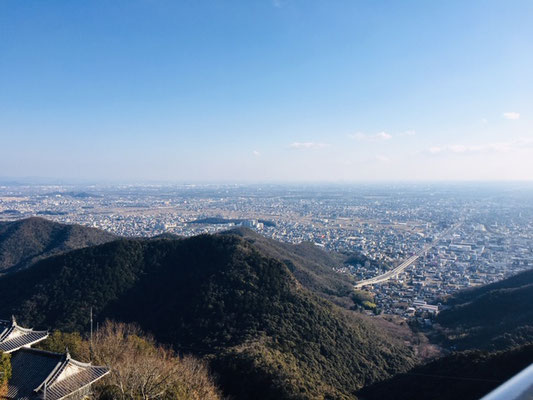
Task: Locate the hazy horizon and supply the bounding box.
[3,176,533,188]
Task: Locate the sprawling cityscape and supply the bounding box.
[1,182,532,320]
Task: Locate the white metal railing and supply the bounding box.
[480,363,533,400]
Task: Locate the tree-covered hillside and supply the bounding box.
[361,268,533,400]
[221,227,357,308]
[0,217,116,273]
[0,233,416,399]
[357,344,533,400]
[436,268,533,350]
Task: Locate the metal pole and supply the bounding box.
[90,307,93,362]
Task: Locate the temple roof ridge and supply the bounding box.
[7,347,110,400]
[0,316,49,353]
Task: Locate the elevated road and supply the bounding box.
[354,222,462,288]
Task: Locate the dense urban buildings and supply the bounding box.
[1,182,532,318]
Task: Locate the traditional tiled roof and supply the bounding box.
[6,348,110,400]
[41,361,109,400]
[6,348,63,400]
[0,317,49,354]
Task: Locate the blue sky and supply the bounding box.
[1,0,532,182]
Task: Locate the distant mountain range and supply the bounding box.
[0,218,415,399]
[0,217,116,273]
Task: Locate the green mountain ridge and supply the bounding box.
[358,268,533,400]
[436,268,533,350]
[0,232,415,399]
[0,217,116,273]
[357,343,533,400]
[3,218,530,399]
[221,227,357,308]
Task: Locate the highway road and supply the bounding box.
[354,222,462,289]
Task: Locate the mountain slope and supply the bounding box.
[0,217,116,273]
[357,344,533,400]
[436,268,533,350]
[0,234,415,399]
[221,227,357,308]
[445,268,533,305]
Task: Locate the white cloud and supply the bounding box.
[503,112,520,120]
[375,154,390,163]
[253,150,261,157]
[289,142,330,150]
[427,138,533,155]
[349,132,392,141]
[395,130,416,137]
[376,132,392,140]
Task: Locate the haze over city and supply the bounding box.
[1,0,532,182]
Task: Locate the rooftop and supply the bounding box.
[6,347,109,400]
[0,317,48,354]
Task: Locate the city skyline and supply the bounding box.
[1,0,532,182]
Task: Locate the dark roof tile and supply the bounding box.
[6,348,63,399]
[0,318,48,353]
[6,348,110,400]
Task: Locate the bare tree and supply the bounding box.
[91,321,221,400]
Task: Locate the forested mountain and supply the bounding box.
[436,268,533,350]
[358,343,533,400]
[0,233,415,400]
[5,219,529,399]
[222,227,357,307]
[358,268,533,400]
[0,217,116,273]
